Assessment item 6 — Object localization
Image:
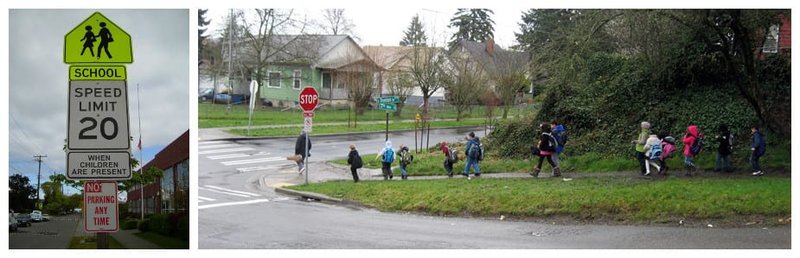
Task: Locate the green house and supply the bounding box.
[230,35,382,108]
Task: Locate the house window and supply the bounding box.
[322,72,332,89]
[268,72,281,88]
[763,25,779,54]
[293,70,302,90]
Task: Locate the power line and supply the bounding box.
[10,112,44,153]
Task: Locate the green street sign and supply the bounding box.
[64,12,133,64]
[378,102,397,112]
[378,96,400,103]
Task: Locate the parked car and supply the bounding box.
[30,210,42,222]
[199,88,214,101]
[9,213,17,232]
[15,213,31,227]
[42,213,51,222]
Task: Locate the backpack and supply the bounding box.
[447,149,458,163]
[554,125,568,146]
[353,155,363,169]
[400,150,413,165]
[660,141,676,160]
[690,135,704,155]
[382,148,395,163]
[648,141,662,160]
[468,142,483,160]
[543,132,558,151]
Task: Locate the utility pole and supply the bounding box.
[34,154,47,208]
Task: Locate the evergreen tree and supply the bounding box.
[448,8,495,49]
[198,9,211,48]
[400,14,428,46]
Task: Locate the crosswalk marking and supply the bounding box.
[198,196,216,201]
[198,147,254,155]
[198,199,271,210]
[207,153,250,160]
[236,165,283,173]
[199,187,251,198]
[199,144,239,149]
[221,157,285,166]
[204,185,261,197]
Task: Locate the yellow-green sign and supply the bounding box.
[69,65,126,80]
[64,12,133,64]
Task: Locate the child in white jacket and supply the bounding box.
[642,134,662,176]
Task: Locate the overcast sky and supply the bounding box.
[9,9,189,196]
[205,8,527,49]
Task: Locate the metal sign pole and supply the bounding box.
[97,232,109,249]
[385,111,389,141]
[305,133,309,185]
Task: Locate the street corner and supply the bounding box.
[270,182,296,189]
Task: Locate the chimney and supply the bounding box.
[486,38,495,56]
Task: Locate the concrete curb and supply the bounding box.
[201,125,486,141]
[274,187,344,203]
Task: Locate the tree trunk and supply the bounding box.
[502,105,510,119]
[393,102,405,117]
[422,96,430,117]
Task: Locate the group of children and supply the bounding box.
[633,122,768,177]
[346,140,415,182]
[346,132,484,182]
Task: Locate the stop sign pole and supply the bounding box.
[299,87,319,185]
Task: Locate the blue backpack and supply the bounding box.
[648,142,662,160]
[383,148,395,163]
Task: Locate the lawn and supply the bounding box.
[134,232,189,249]
[199,102,535,128]
[68,236,125,249]
[227,118,489,137]
[290,176,790,223]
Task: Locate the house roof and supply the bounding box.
[256,34,350,65]
[451,40,530,74]
[362,46,414,70]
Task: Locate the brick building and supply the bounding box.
[128,130,189,214]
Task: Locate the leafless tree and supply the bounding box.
[235,9,309,100]
[321,9,359,41]
[338,48,382,126]
[490,50,530,119]
[442,55,488,121]
[409,45,445,117]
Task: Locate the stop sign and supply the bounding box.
[298,87,319,112]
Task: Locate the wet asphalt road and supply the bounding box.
[9,214,80,249]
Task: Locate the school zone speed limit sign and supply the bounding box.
[68,80,130,150]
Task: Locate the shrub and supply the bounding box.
[148,214,170,236]
[176,216,189,240]
[122,219,138,230]
[137,219,150,232]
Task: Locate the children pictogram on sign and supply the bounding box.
[96,22,113,59]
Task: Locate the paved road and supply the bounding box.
[198,128,791,249]
[9,214,80,249]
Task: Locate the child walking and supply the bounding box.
[347,144,363,182]
[398,145,414,180]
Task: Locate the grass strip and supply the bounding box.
[291,176,790,223]
[227,119,488,137]
[133,232,189,249]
